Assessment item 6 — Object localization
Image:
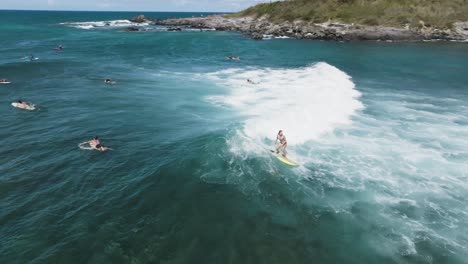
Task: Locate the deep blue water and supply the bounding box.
[1,10,468,264]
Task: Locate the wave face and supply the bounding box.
[207,62,364,146]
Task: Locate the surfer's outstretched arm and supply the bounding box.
[98,146,112,152]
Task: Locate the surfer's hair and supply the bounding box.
[278,130,282,134]
[93,136,99,140]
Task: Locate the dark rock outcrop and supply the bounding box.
[130,15,147,23]
[125,27,140,32]
[167,27,182,32]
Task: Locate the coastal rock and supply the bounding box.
[130,15,147,23]
[340,26,424,41]
[264,25,281,35]
[167,27,182,32]
[125,27,140,32]
[157,14,464,42]
[453,21,468,40]
[249,32,264,40]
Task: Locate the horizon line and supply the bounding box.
[0,9,233,13]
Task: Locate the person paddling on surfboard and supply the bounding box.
[17,100,33,108]
[83,136,110,152]
[275,130,288,157]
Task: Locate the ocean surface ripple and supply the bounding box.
[0,10,467,264]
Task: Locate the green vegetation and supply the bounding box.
[231,0,468,28]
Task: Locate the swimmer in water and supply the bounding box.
[104,79,112,84]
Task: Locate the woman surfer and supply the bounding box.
[275,130,288,157]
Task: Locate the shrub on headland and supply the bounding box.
[231,0,468,28]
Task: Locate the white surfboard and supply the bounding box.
[78,142,94,150]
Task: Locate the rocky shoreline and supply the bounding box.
[152,14,468,41]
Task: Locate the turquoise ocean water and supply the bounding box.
[1,10,467,264]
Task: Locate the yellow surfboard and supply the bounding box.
[270,150,299,166]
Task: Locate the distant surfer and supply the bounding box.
[29,55,35,61]
[54,45,63,51]
[81,136,111,152]
[104,78,113,84]
[247,79,256,84]
[13,100,34,110]
[226,56,240,61]
[275,130,288,157]
[0,79,10,84]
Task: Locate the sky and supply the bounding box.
[0,0,273,12]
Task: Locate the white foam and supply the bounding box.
[374,196,418,207]
[61,20,149,30]
[263,34,291,40]
[401,235,417,255]
[207,62,363,146]
[76,25,94,30]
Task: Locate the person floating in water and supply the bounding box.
[247,79,256,84]
[275,130,288,157]
[83,136,110,152]
[104,79,113,84]
[54,45,63,51]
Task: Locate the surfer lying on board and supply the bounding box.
[275,130,287,157]
[104,79,112,84]
[16,100,33,108]
[83,136,110,152]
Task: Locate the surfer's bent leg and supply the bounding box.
[282,143,287,157]
[275,144,281,154]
